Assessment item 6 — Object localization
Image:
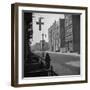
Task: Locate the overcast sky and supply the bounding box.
[31,13,64,46]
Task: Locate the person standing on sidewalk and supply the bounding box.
[45,53,51,69]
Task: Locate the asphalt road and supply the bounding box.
[34,51,80,76]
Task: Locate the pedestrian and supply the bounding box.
[45,53,51,69]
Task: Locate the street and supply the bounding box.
[34,51,80,76]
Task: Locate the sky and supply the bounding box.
[31,12,64,46]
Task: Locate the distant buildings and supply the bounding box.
[40,40,50,51]
[31,40,49,51]
[48,21,60,52]
[48,14,80,54]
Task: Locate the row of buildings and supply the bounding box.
[48,14,80,54]
[31,40,50,51]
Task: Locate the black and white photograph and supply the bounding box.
[23,12,80,77]
[11,3,87,87]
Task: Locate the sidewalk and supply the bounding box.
[46,51,80,57]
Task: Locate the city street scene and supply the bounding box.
[23,12,80,77]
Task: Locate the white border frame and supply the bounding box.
[18,6,86,84]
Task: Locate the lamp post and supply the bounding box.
[36,17,45,57]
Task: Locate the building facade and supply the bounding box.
[48,20,60,52]
[48,14,80,54]
[65,14,80,53]
[60,19,65,52]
